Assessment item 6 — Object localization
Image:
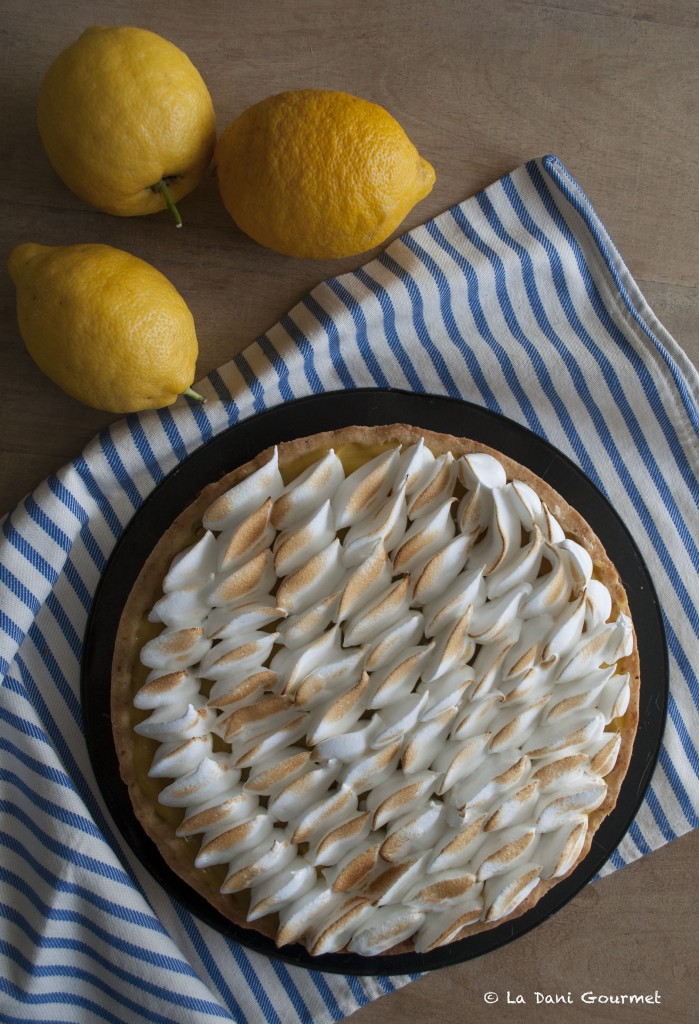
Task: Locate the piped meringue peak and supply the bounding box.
[113,424,639,958]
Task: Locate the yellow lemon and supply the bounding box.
[8,242,201,413]
[215,89,435,259]
[37,26,217,223]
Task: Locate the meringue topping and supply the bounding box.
[128,431,637,956]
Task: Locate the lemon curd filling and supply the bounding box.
[114,426,638,957]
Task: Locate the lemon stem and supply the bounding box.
[183,386,206,403]
[153,178,183,228]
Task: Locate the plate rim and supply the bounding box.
[81,388,668,976]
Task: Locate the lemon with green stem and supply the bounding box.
[8,242,204,413]
[37,26,216,226]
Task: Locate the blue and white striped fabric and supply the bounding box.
[1,154,698,1022]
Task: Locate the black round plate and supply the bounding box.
[81,389,668,976]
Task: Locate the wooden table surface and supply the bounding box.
[1,1,697,1021]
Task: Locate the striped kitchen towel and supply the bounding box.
[1,154,697,1023]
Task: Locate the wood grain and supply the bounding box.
[0,1,697,1020]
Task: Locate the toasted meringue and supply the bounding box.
[342,476,408,566]
[275,883,342,947]
[217,499,276,572]
[139,627,211,671]
[483,862,542,922]
[338,540,392,621]
[158,754,241,807]
[347,906,425,956]
[176,789,258,838]
[271,449,345,530]
[161,531,218,593]
[275,539,346,614]
[380,801,445,862]
[246,858,317,921]
[413,902,483,953]
[221,836,296,894]
[148,578,213,628]
[396,437,435,493]
[114,424,639,958]
[393,497,456,575]
[273,499,336,577]
[331,447,401,529]
[207,550,277,609]
[133,669,199,709]
[202,447,283,532]
[407,452,457,519]
[310,897,375,955]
